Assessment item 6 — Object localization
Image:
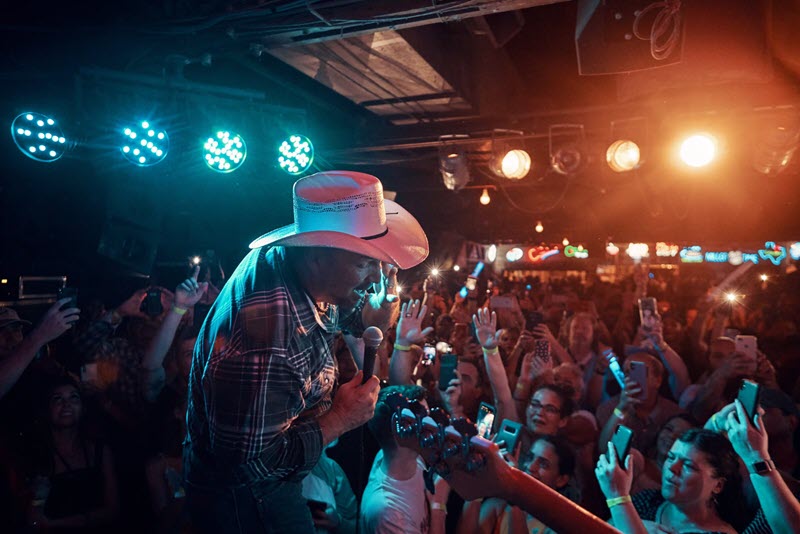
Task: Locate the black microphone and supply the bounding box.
[362,326,383,384]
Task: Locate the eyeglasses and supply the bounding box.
[529,400,561,416]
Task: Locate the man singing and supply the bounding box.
[184,171,429,533]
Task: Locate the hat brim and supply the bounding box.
[248,199,429,270]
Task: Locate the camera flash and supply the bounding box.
[431,268,440,277]
[192,256,201,265]
[759,274,768,282]
[725,292,738,303]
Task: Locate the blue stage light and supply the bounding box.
[203,131,247,173]
[278,134,314,175]
[121,120,168,166]
[11,112,67,162]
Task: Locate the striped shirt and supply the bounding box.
[186,246,362,484]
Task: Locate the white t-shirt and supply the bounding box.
[359,450,429,534]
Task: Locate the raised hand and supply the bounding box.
[363,263,401,332]
[594,442,633,499]
[30,299,80,345]
[473,307,499,350]
[174,265,209,310]
[396,299,433,345]
[724,399,769,464]
[116,288,149,319]
[617,377,644,415]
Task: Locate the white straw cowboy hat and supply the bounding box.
[249,171,429,269]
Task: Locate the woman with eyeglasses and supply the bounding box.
[595,428,751,534]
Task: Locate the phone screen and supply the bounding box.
[465,276,477,291]
[422,344,436,366]
[476,402,496,439]
[638,297,658,331]
[628,360,648,397]
[57,287,78,309]
[525,311,544,332]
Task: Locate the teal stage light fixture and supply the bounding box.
[204,131,247,173]
[11,112,67,162]
[278,134,314,175]
[121,120,169,167]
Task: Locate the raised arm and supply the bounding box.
[388,299,433,385]
[0,300,78,398]
[474,308,521,425]
[723,400,800,534]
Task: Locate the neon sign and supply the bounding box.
[790,242,800,261]
[656,242,679,257]
[705,251,728,263]
[758,242,786,266]
[564,245,588,259]
[606,242,620,256]
[742,253,760,264]
[626,243,649,261]
[680,246,703,263]
[506,247,524,262]
[527,246,560,263]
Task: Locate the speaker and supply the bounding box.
[575,0,684,75]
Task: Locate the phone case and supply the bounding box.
[737,379,760,426]
[439,354,458,391]
[493,419,523,453]
[533,339,550,362]
[611,425,634,466]
[735,335,758,362]
[57,287,78,309]
[629,361,648,397]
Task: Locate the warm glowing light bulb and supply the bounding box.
[396,285,403,294]
[680,134,717,167]
[562,237,569,246]
[760,274,768,282]
[431,268,440,277]
[453,265,460,272]
[479,188,491,205]
[535,221,544,233]
[501,149,531,179]
[606,140,641,172]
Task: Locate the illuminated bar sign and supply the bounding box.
[680,246,703,263]
[705,251,728,263]
[506,247,524,262]
[626,243,649,261]
[656,242,679,257]
[758,242,786,265]
[791,242,800,261]
[564,245,588,259]
[527,246,560,263]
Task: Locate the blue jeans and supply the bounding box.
[184,446,315,534]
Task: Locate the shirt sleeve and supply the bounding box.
[203,346,323,481]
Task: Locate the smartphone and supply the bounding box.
[603,348,626,389]
[723,328,740,340]
[735,335,758,363]
[525,311,544,332]
[141,288,163,317]
[57,287,78,310]
[476,402,496,439]
[737,379,761,426]
[533,338,550,363]
[610,424,634,467]
[493,419,523,455]
[422,344,436,366]
[628,360,648,397]
[435,341,453,354]
[439,353,458,391]
[465,276,477,291]
[638,297,658,332]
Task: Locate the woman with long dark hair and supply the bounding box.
[27,377,119,531]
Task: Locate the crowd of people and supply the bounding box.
[1,258,798,533]
[0,171,799,533]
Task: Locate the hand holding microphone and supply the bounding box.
[362,326,383,384]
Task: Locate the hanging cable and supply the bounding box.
[633,0,682,61]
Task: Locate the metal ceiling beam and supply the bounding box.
[253,0,569,48]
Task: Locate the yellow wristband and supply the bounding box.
[393,343,412,351]
[172,306,189,316]
[482,346,499,356]
[430,502,447,514]
[613,407,625,420]
[606,495,631,508]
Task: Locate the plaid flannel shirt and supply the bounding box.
[186,246,362,484]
